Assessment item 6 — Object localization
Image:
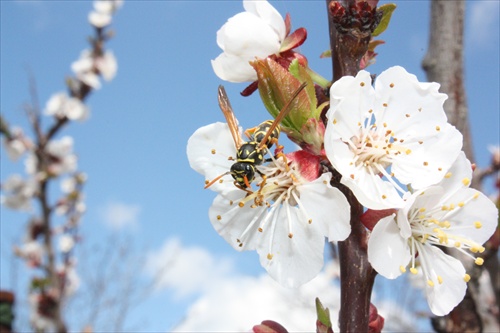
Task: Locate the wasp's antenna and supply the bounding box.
[204,171,230,189]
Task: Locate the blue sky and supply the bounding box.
[1,1,499,331]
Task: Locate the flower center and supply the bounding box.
[401,190,485,286]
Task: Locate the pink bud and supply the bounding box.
[368,303,385,333]
[253,320,289,333]
[361,209,396,231]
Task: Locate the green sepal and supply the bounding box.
[372,4,396,37]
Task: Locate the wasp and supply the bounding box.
[204,82,307,191]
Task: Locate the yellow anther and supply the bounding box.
[479,246,485,253]
[211,149,216,154]
[258,227,263,232]
[238,202,245,207]
[419,207,426,213]
[475,257,484,266]
[360,82,365,87]
[423,161,429,166]
[405,149,412,155]
[462,177,471,186]
[288,233,293,239]
[474,221,482,229]
[308,219,313,224]
[470,246,479,253]
[437,276,443,284]
[464,274,471,282]
[441,205,448,211]
[399,266,407,273]
[333,119,337,124]
[473,192,479,199]
[410,267,418,274]
[427,280,435,287]
[382,194,387,199]
[267,253,273,260]
[454,241,461,247]
[444,172,452,178]
[458,202,464,207]
[436,126,441,131]
[216,215,221,221]
[390,83,395,88]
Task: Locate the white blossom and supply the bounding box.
[88,0,123,28]
[367,152,498,316]
[45,92,89,121]
[211,0,286,82]
[325,66,463,209]
[187,122,351,287]
[2,127,32,161]
[1,174,37,211]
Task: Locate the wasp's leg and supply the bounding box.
[244,125,258,140]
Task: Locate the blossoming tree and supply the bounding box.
[0,1,121,331]
[187,0,499,331]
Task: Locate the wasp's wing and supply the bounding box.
[218,85,243,149]
[258,82,307,150]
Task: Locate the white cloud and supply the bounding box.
[468,1,500,45]
[100,201,141,230]
[146,238,419,332]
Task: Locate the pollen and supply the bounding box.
[399,266,406,273]
[382,194,387,199]
[474,221,482,229]
[473,192,479,199]
[211,149,216,154]
[436,126,441,131]
[458,202,464,207]
[333,118,337,124]
[390,83,395,88]
[475,257,484,266]
[437,276,443,284]
[267,253,273,260]
[360,82,365,87]
[444,172,452,178]
[462,177,471,186]
[216,215,221,220]
[405,149,412,155]
[464,274,471,282]
[410,267,418,274]
[383,122,387,127]
[205,180,209,185]
[427,280,434,287]
[455,241,461,247]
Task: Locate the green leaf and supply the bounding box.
[372,4,396,37]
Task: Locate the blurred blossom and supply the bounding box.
[488,145,500,168]
[2,127,32,161]
[58,261,80,297]
[1,174,37,211]
[45,92,89,121]
[15,240,44,267]
[88,0,123,28]
[58,235,75,253]
[325,66,463,209]
[25,136,77,177]
[211,0,286,82]
[71,50,117,89]
[368,153,498,315]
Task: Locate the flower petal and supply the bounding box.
[418,245,467,316]
[187,122,239,194]
[258,203,325,288]
[298,173,351,241]
[243,0,286,41]
[368,214,411,279]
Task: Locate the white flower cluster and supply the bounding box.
[188,0,498,318]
